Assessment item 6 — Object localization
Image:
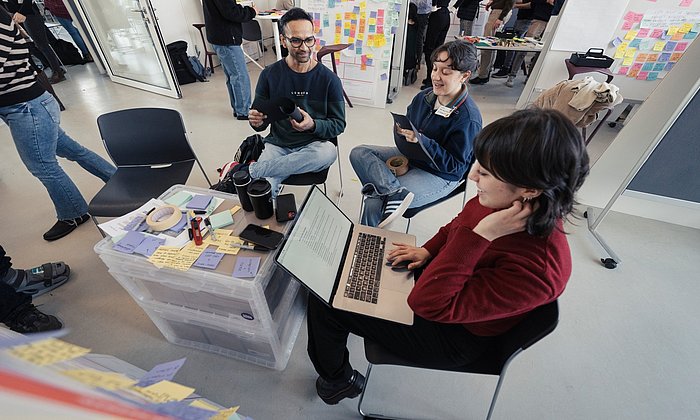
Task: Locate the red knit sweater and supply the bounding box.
[407,197,571,336]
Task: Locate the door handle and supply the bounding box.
[130,7,150,24]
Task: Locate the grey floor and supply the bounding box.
[1,59,699,420]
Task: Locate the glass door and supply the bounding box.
[74,0,180,98]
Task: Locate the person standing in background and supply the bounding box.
[2,0,65,83]
[492,0,532,79]
[203,0,257,120]
[275,0,294,9]
[420,0,451,90]
[505,0,554,87]
[43,0,93,63]
[0,8,116,241]
[469,0,515,85]
[453,0,480,37]
[411,0,431,71]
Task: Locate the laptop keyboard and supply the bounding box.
[344,232,386,304]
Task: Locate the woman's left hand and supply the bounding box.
[395,123,418,143]
[472,200,534,241]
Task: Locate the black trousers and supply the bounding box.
[306,295,493,382]
[414,13,430,67]
[423,8,451,78]
[23,15,63,73]
[0,246,30,322]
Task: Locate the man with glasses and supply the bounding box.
[242,7,346,196]
[203,0,258,120]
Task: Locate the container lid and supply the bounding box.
[233,170,251,185]
[247,178,271,196]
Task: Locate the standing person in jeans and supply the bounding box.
[505,0,554,87]
[43,0,93,63]
[239,8,345,197]
[0,8,116,241]
[411,0,431,71]
[351,41,482,228]
[492,0,533,79]
[419,0,451,90]
[203,0,257,120]
[453,0,481,37]
[2,0,65,83]
[469,0,515,85]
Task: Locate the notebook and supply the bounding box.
[390,112,437,167]
[275,186,416,325]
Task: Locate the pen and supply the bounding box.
[226,242,268,251]
[204,217,217,241]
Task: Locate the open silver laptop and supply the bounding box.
[275,186,415,325]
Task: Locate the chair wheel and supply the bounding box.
[608,122,617,128]
[583,211,588,218]
[601,258,617,269]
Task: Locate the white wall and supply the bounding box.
[150,0,202,56]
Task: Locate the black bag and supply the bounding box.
[569,48,614,68]
[210,134,265,193]
[52,38,83,65]
[166,40,206,84]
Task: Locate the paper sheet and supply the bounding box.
[136,357,187,387]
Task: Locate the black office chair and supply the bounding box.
[280,138,343,200]
[241,20,266,66]
[88,108,212,235]
[358,300,560,420]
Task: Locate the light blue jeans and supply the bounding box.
[249,140,337,197]
[350,145,460,227]
[0,92,116,220]
[55,16,89,56]
[212,44,251,116]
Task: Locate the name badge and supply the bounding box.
[435,105,454,118]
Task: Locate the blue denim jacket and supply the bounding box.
[405,88,482,181]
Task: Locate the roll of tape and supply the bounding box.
[146,205,182,231]
[386,155,409,176]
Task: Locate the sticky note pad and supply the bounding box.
[133,236,166,257]
[164,191,192,207]
[233,256,261,278]
[113,231,146,254]
[653,41,666,51]
[61,369,137,390]
[193,249,225,270]
[137,358,187,387]
[186,194,213,210]
[641,62,654,72]
[134,380,195,403]
[209,211,234,229]
[9,339,91,366]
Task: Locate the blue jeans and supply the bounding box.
[502,19,532,69]
[249,140,337,197]
[212,44,251,116]
[0,92,116,220]
[55,16,89,56]
[350,145,460,227]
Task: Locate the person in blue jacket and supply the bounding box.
[350,40,482,228]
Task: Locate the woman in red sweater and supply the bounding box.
[306,108,590,405]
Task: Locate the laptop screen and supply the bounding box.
[276,187,352,302]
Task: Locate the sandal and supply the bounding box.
[10,262,71,297]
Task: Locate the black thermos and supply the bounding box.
[247,178,274,220]
[233,170,254,211]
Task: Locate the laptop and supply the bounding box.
[275,186,416,325]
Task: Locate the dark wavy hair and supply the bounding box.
[278,7,314,35]
[474,108,590,237]
[430,40,478,73]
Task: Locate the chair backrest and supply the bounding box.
[316,43,351,62]
[241,21,263,42]
[97,108,197,167]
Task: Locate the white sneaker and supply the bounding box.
[378,191,414,229]
[505,76,515,88]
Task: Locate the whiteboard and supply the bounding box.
[551,0,629,52]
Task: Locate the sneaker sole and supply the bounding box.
[378,192,414,229]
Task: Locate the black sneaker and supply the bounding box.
[43,214,90,241]
[315,370,365,405]
[3,302,62,333]
[492,68,510,78]
[378,190,414,229]
[469,76,489,85]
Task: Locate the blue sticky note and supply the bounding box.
[147,401,215,420]
[233,256,261,278]
[137,358,187,387]
[663,41,677,51]
[112,231,146,254]
[194,250,226,270]
[209,211,233,229]
[186,194,213,210]
[664,62,675,71]
[628,38,641,48]
[133,236,166,257]
[124,214,148,232]
[658,52,671,62]
[647,72,658,81]
[380,73,388,81]
[641,62,654,72]
[353,6,359,13]
[683,32,697,39]
[165,213,188,234]
[366,58,373,66]
[652,62,665,72]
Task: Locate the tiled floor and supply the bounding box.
[1,58,699,419]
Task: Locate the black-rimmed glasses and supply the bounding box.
[283,35,316,48]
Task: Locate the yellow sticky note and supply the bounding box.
[679,23,693,33]
[133,380,195,403]
[9,339,91,366]
[624,30,638,40]
[229,205,241,215]
[614,43,627,59]
[169,243,207,271]
[335,13,341,20]
[210,406,240,420]
[214,229,233,237]
[624,47,637,57]
[360,1,367,9]
[622,56,634,66]
[334,34,341,44]
[369,18,376,25]
[189,400,219,411]
[216,236,245,255]
[667,26,679,36]
[60,369,137,390]
[348,37,355,43]
[148,246,181,268]
[653,41,665,51]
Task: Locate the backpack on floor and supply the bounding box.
[166,40,206,85]
[210,134,265,193]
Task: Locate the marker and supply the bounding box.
[224,242,268,251]
[191,217,203,246]
[204,217,217,241]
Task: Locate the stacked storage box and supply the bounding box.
[94,186,305,370]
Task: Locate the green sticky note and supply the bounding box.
[209,211,234,229]
[164,191,192,207]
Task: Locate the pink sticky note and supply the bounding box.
[637,28,650,37]
[636,71,649,80]
[679,0,693,7]
[622,20,634,30]
[675,42,688,51]
[650,28,664,38]
[618,66,630,75]
[633,13,644,22]
[623,11,636,21]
